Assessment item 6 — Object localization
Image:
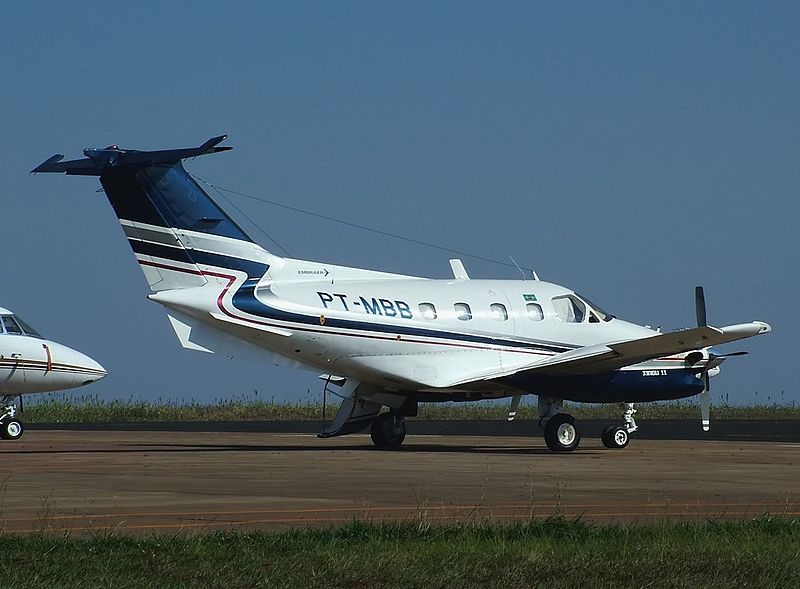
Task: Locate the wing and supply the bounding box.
[327,321,770,391]
[496,321,771,378]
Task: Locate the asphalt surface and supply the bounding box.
[1,429,798,535]
[28,419,800,442]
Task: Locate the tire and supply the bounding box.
[600,425,615,448]
[543,413,580,452]
[602,426,629,449]
[370,413,406,449]
[1,419,24,441]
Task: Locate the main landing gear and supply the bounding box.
[0,397,24,441]
[538,397,580,452]
[543,413,580,452]
[370,413,406,449]
[538,398,638,452]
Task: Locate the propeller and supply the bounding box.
[700,374,711,431]
[693,287,749,431]
[695,287,711,431]
[695,286,707,327]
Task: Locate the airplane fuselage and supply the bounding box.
[148,252,703,404]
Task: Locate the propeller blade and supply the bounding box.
[700,373,710,432]
[507,395,521,421]
[715,351,749,358]
[695,286,707,327]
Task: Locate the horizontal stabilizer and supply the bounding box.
[31,135,231,176]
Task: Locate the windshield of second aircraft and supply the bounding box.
[1,315,43,338]
[575,293,614,321]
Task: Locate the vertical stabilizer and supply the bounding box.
[32,136,277,291]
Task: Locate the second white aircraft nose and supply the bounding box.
[47,341,108,388]
[75,351,107,384]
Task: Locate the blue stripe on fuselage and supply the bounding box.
[231,279,570,354]
[131,240,572,355]
[500,369,704,403]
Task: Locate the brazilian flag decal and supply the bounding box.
[523,294,537,302]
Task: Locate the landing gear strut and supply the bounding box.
[0,396,24,441]
[370,413,406,449]
[601,403,637,449]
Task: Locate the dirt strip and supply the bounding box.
[1,432,797,534]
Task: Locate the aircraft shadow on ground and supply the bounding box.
[0,443,593,456]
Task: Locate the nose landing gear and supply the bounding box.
[601,403,637,449]
[0,397,24,440]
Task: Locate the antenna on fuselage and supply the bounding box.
[509,256,526,281]
[509,256,539,281]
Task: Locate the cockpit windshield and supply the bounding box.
[575,293,614,322]
[0,314,43,338]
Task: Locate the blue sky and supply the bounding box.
[2,2,797,406]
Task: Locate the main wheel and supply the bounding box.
[370,413,406,449]
[1,419,24,440]
[543,413,580,452]
[600,425,613,447]
[601,425,629,449]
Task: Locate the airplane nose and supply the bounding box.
[47,341,108,388]
[76,351,107,385]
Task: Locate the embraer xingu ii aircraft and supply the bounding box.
[33,136,770,452]
[0,307,106,440]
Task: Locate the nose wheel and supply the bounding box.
[601,425,629,449]
[601,403,637,449]
[0,419,24,440]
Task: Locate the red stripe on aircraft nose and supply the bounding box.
[43,343,52,373]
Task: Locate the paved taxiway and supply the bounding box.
[1,430,798,534]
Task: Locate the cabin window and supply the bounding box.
[490,303,508,321]
[552,295,586,323]
[454,303,472,321]
[418,302,437,320]
[526,303,544,321]
[1,315,22,335]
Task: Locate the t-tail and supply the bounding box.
[31,136,278,292]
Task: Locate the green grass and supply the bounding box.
[23,396,325,423]
[21,395,800,423]
[0,519,797,588]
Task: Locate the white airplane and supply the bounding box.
[32,136,771,452]
[0,307,107,440]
